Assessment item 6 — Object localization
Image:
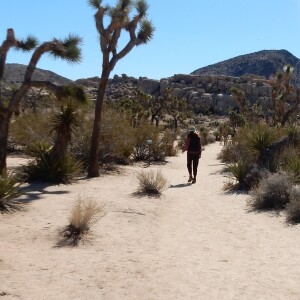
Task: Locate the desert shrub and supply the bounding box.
[58,196,105,246]
[136,169,168,195]
[9,111,52,147]
[243,164,270,190]
[212,130,221,141]
[226,160,250,189]
[69,110,93,165]
[218,144,243,164]
[0,171,23,213]
[23,152,83,184]
[199,127,209,145]
[71,108,177,166]
[286,187,300,224]
[99,109,136,162]
[133,124,176,161]
[133,124,160,160]
[250,172,293,210]
[150,130,177,161]
[71,108,136,165]
[160,129,177,157]
[206,133,216,144]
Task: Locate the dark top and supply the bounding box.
[183,132,202,155]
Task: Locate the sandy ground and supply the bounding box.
[1,142,300,300]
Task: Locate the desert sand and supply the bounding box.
[1,142,300,300]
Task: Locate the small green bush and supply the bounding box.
[0,171,23,213]
[136,170,168,195]
[286,187,300,224]
[250,172,293,210]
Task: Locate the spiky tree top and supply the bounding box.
[0,28,83,114]
[88,0,154,72]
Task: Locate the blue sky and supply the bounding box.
[1,0,300,81]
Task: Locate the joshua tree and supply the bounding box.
[87,0,155,177]
[0,28,83,173]
[163,88,187,130]
[116,89,151,127]
[230,86,264,124]
[269,65,300,126]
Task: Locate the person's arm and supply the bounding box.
[182,137,190,153]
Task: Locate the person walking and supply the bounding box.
[182,126,202,184]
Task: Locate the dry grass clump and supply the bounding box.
[286,187,300,224]
[249,172,293,211]
[58,196,105,246]
[136,170,168,196]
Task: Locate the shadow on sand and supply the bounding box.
[169,183,192,188]
[19,182,70,203]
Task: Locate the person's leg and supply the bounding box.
[192,154,200,183]
[187,153,193,182]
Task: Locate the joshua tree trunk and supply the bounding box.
[0,113,10,173]
[88,72,109,177]
[52,135,69,159]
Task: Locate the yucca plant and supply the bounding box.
[285,125,300,147]
[281,148,300,183]
[0,171,23,213]
[50,101,80,159]
[136,169,168,196]
[243,124,278,160]
[23,152,82,184]
[226,160,250,189]
[23,102,83,184]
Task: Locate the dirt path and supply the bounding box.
[1,142,300,299]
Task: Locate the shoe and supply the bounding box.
[192,178,196,184]
[188,176,193,182]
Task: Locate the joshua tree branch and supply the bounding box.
[95,8,106,35]
[24,43,50,83]
[109,23,138,70]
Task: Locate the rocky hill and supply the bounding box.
[191,49,300,87]
[3,63,72,85]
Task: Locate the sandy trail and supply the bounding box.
[1,142,300,299]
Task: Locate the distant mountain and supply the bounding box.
[191,49,300,87]
[3,63,72,85]
[4,49,300,88]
